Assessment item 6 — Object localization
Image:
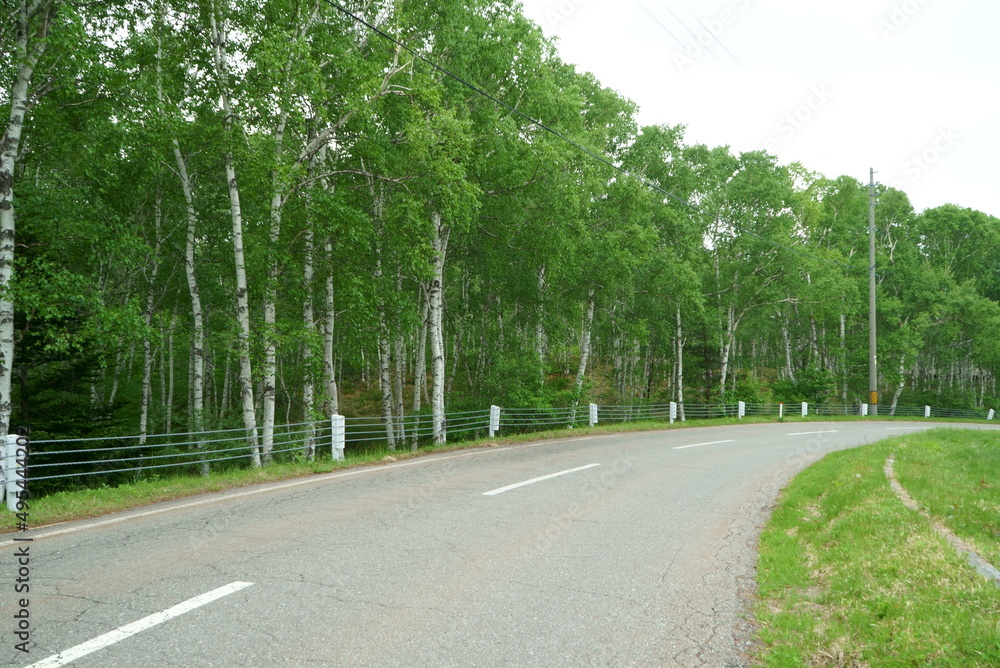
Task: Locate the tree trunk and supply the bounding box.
[138,206,163,446]
[302,213,317,459]
[676,306,686,421]
[393,320,406,448]
[427,212,450,445]
[840,312,847,404]
[158,6,205,463]
[413,293,428,415]
[535,264,547,384]
[719,306,737,403]
[377,318,396,449]
[210,3,260,466]
[322,239,339,416]
[890,356,906,415]
[165,311,176,434]
[574,289,596,398]
[782,316,796,383]
[220,349,232,419]
[261,110,292,466]
[0,0,53,439]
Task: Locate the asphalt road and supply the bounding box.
[2,421,990,667]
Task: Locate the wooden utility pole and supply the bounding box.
[869,168,878,415]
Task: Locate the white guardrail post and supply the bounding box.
[738,402,745,419]
[588,404,598,428]
[670,402,677,424]
[779,403,784,419]
[331,415,346,461]
[0,435,9,510]
[989,409,996,421]
[489,405,501,438]
[924,405,931,418]
[861,403,869,417]
[802,402,808,417]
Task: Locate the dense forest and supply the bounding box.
[3,0,999,453]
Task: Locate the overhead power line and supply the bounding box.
[631,0,726,67]
[675,0,742,66]
[321,0,869,277]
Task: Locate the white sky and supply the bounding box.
[517,0,1000,217]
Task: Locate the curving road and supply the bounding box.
[3,421,992,667]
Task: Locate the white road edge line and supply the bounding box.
[673,440,736,450]
[26,581,254,668]
[483,463,601,496]
[786,430,840,436]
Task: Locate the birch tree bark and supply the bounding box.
[322,239,339,416]
[301,200,317,459]
[412,293,428,417]
[890,356,906,415]
[676,306,686,421]
[138,202,164,446]
[0,0,56,439]
[574,289,596,397]
[210,1,260,466]
[535,264,548,384]
[427,212,450,445]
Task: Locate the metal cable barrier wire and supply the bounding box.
[3,402,995,495]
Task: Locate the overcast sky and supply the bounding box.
[516,0,999,217]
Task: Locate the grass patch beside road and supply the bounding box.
[757,429,1000,666]
[893,430,1000,567]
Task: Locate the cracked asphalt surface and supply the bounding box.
[1,421,966,667]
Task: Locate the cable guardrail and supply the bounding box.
[2,400,996,507]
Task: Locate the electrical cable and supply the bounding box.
[630,0,725,67]
[645,0,732,67]
[675,0,742,65]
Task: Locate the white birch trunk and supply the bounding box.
[0,1,53,437]
[261,110,291,465]
[428,212,450,445]
[221,349,232,418]
[890,356,906,415]
[535,264,547,384]
[108,341,123,406]
[840,312,848,404]
[574,289,596,397]
[322,239,339,416]
[165,311,176,434]
[210,3,260,466]
[676,305,686,421]
[782,317,796,383]
[393,324,406,448]
[168,143,206,446]
[412,294,428,419]
[719,306,738,404]
[302,207,316,459]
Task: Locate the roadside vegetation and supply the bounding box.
[757,428,1000,666]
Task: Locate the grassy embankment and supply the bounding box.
[757,428,1000,666]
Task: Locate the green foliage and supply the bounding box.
[4,0,999,493]
[772,366,836,405]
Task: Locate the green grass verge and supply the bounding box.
[757,428,1000,667]
[893,430,1000,568]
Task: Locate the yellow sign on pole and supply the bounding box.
[870,391,879,405]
